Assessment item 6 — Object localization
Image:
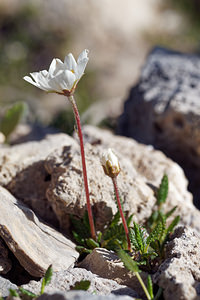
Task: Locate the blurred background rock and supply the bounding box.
[0,0,200,134]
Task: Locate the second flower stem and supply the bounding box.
[112,177,131,251]
[68,95,96,241]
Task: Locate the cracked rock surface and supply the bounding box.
[23,267,138,298]
[154,226,200,300]
[117,47,200,206]
[0,186,78,277]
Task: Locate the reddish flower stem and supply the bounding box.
[112,177,131,251]
[68,95,96,240]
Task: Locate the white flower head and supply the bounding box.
[101,148,120,178]
[23,49,89,96]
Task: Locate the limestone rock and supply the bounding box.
[0,276,17,297]
[37,291,134,300]
[117,47,200,206]
[82,126,200,233]
[0,186,78,277]
[0,126,198,234]
[0,133,78,225]
[23,267,138,298]
[153,226,200,300]
[0,238,12,274]
[45,138,156,231]
[79,248,147,299]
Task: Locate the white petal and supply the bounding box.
[29,72,40,83]
[64,53,77,71]
[36,72,52,91]
[47,77,63,93]
[23,75,39,88]
[55,70,76,91]
[76,58,88,80]
[48,58,64,76]
[77,49,89,63]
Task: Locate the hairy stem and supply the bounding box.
[68,95,96,240]
[112,177,131,251]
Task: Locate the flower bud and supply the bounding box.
[101,148,120,178]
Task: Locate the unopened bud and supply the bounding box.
[101,148,120,178]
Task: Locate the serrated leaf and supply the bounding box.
[147,275,154,299]
[19,287,37,298]
[133,222,145,252]
[71,280,91,291]
[9,289,20,297]
[129,227,140,250]
[103,223,125,241]
[118,250,139,273]
[165,206,177,219]
[156,174,168,205]
[146,221,163,245]
[0,102,27,140]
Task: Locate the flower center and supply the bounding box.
[71,69,75,73]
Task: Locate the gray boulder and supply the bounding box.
[154,226,200,300]
[117,47,200,206]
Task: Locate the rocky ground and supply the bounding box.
[0,123,200,300]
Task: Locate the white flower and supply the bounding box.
[23,49,89,96]
[101,148,120,178]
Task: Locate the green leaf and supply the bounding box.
[85,238,100,249]
[118,249,139,273]
[19,287,37,298]
[83,211,91,232]
[146,221,163,245]
[147,275,154,299]
[126,213,134,227]
[71,280,91,291]
[156,174,168,205]
[154,287,163,300]
[133,222,145,252]
[129,227,140,250]
[40,265,53,294]
[166,216,180,235]
[9,289,20,297]
[97,231,102,244]
[75,245,92,254]
[110,210,120,228]
[70,215,90,239]
[72,230,85,246]
[103,223,125,241]
[0,102,27,140]
[44,264,53,286]
[165,206,177,219]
